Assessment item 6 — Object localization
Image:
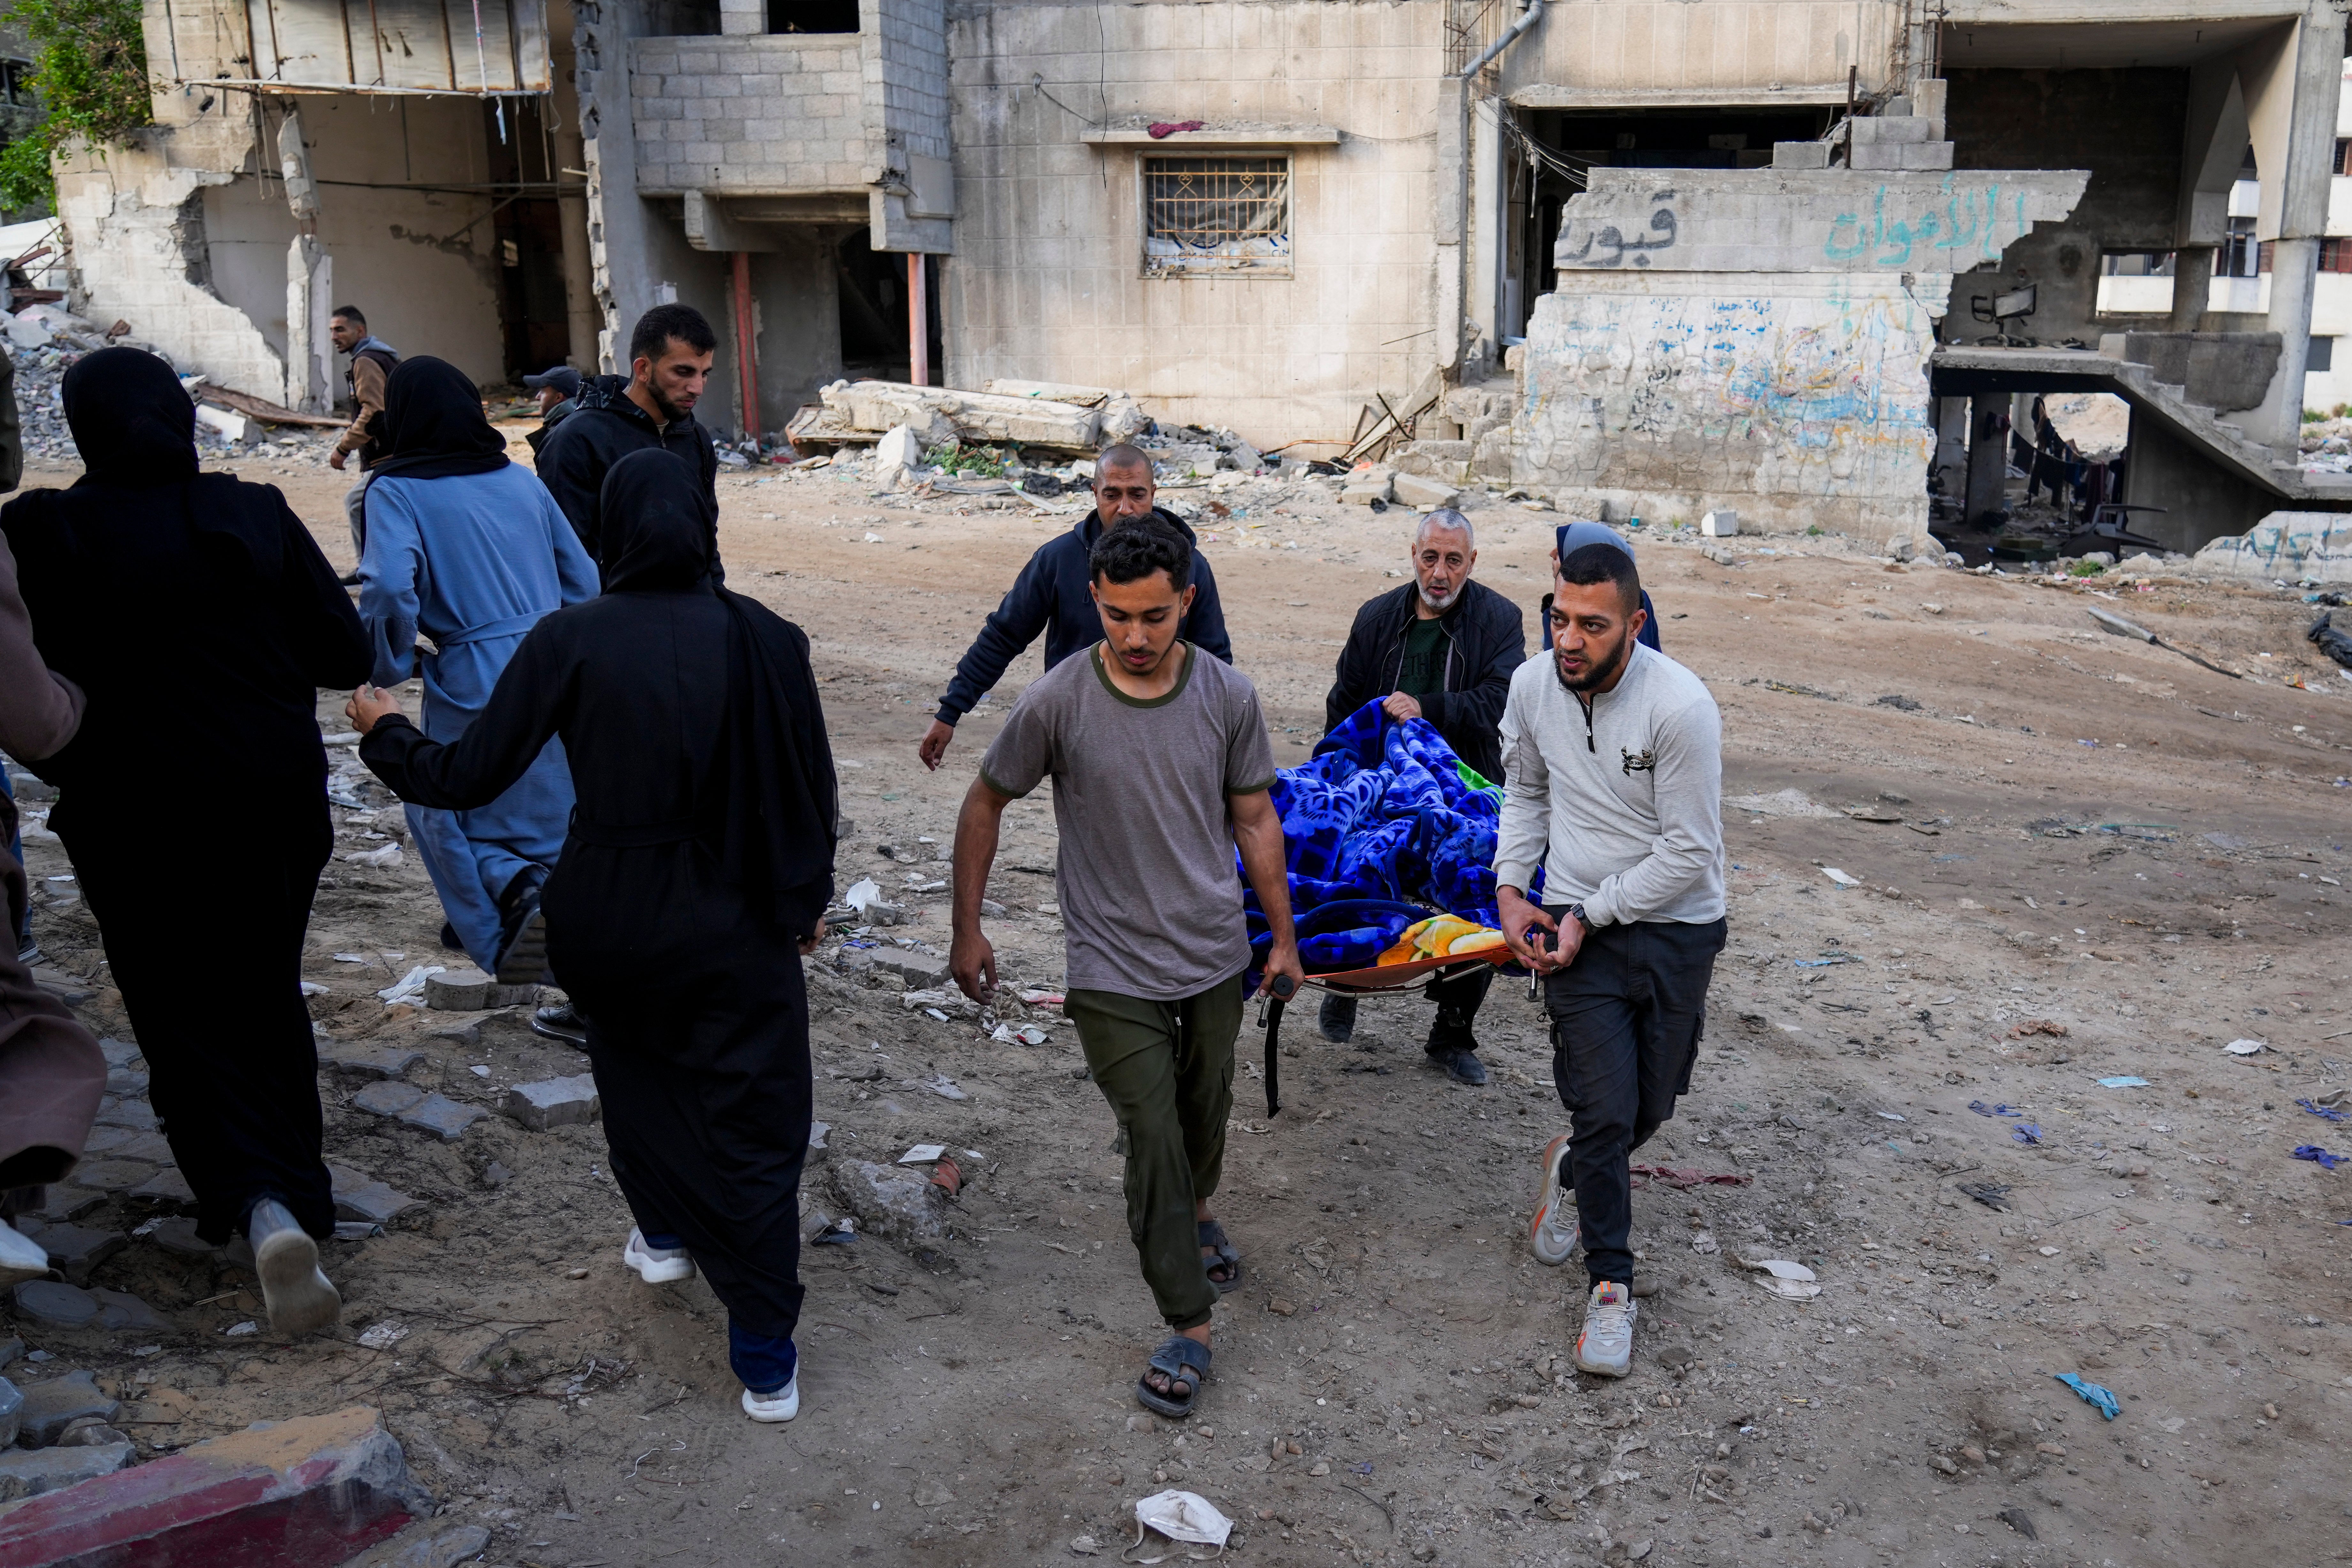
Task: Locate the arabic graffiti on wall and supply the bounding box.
[1556,188,1681,270]
[1513,278,1934,533]
[1823,181,2024,268]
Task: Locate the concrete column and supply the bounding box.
[1433,74,1468,375]
[2243,4,2347,449]
[2168,245,2216,330]
[907,253,929,386]
[1466,95,1501,371]
[1964,394,2010,529]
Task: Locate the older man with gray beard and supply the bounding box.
[1317,508,1526,1084]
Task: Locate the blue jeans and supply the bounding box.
[1544,915,1727,1289]
[1,768,27,947]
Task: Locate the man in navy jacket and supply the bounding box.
[1317,509,1525,1084]
[919,445,1233,769]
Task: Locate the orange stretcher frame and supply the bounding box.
[1257,950,1516,1114]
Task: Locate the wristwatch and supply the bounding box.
[1563,902,1593,932]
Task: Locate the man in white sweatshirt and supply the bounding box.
[1493,539,1726,1378]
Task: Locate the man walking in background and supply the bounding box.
[948,517,1300,1420]
[523,365,582,459]
[327,306,399,569]
[917,444,1232,771]
[1318,507,1523,1084]
[536,306,719,566]
[1494,542,1725,1378]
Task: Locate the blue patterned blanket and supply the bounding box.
[1243,701,1537,975]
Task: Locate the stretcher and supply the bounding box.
[1254,948,1517,1115]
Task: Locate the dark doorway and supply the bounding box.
[483,97,572,379]
[770,0,857,32]
[834,227,909,381]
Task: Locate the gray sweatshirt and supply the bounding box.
[1493,640,1724,926]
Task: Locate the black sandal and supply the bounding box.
[1198,1219,1242,1293]
[1135,1334,1210,1419]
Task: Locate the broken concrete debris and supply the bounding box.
[12,1370,119,1447]
[421,968,538,1011]
[0,1407,429,1565]
[347,1081,487,1142]
[501,1075,602,1132]
[830,1161,949,1245]
[0,1442,135,1504]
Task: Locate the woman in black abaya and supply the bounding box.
[348,447,837,1421]
[0,348,369,1335]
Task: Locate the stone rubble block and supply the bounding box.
[422,969,540,1011]
[126,1168,195,1206]
[14,1370,119,1447]
[501,1075,601,1132]
[92,1099,157,1132]
[829,1160,947,1244]
[34,1225,125,1286]
[1389,471,1460,509]
[1772,140,1831,170]
[320,1044,427,1080]
[350,1082,426,1118]
[87,1290,169,1333]
[0,1441,134,1504]
[1339,469,1393,506]
[873,952,949,988]
[396,1095,486,1143]
[13,1281,99,1329]
[69,1161,158,1195]
[95,1038,141,1069]
[0,1406,431,1565]
[329,1166,422,1228]
[340,1521,496,1568]
[0,1374,20,1445]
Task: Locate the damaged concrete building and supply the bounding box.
[52,0,2352,553]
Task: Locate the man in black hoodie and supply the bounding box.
[1319,507,1524,1084]
[918,444,1233,769]
[536,305,720,568]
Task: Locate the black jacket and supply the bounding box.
[523,397,576,459]
[534,376,718,567]
[934,506,1233,724]
[1324,578,1524,784]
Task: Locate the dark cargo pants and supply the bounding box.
[1064,975,1243,1332]
[1544,915,1727,1289]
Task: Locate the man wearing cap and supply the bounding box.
[1317,507,1524,1085]
[523,366,582,458]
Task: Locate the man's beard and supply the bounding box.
[648,383,691,423]
[1553,629,1631,693]
[1418,582,1458,613]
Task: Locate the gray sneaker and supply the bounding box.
[1530,1134,1578,1265]
[1573,1281,1638,1377]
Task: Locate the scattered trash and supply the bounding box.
[1792,956,1860,968]
[1874,1111,1908,1123]
[1820,867,1860,888]
[1968,1101,2025,1118]
[2224,1039,2268,1055]
[374,965,444,1005]
[1690,1230,1719,1255]
[2052,1373,2120,1420]
[1016,988,1065,1007]
[1956,1181,2011,1211]
[897,1143,949,1165]
[224,1321,259,1336]
[2293,1145,2347,1171]
[1997,1506,2039,1540]
[1733,1257,1821,1299]
[343,842,403,869]
[813,1220,858,1246]
[925,1075,969,1102]
[844,877,885,914]
[2008,1020,2068,1038]
[930,1158,962,1197]
[357,1321,409,1351]
[2298,1097,2352,1123]
[1132,1489,1234,1553]
[989,1022,1050,1046]
[2096,1076,2151,1088]
[809,1121,830,1150]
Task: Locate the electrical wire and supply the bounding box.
[1497,112,1593,191]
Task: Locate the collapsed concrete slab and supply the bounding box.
[1515,168,2089,549]
[815,381,1104,448]
[0,1406,429,1566]
[2188,511,2352,583]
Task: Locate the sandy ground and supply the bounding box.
[11,441,2352,1568]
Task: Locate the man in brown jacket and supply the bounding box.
[0,528,103,1284]
[327,306,399,567]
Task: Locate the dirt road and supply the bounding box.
[11,443,2352,1568]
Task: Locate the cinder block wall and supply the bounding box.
[941,0,1445,448]
[630,35,872,193]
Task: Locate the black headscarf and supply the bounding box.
[367,356,510,482]
[62,348,200,486]
[599,449,837,932]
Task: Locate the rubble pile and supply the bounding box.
[2300,412,2352,474]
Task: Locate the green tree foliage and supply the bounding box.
[0,0,153,210]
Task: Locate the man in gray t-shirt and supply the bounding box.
[951,518,1302,1423]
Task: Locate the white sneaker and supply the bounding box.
[0,1218,50,1287]
[248,1199,341,1335]
[741,1372,800,1423]
[1573,1281,1638,1377]
[623,1228,696,1284]
[1529,1134,1578,1266]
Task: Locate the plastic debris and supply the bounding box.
[2012,1123,2044,1145]
[813,1219,857,1245]
[1627,1165,1752,1189]
[375,964,444,1005]
[1956,1181,2011,1211]
[1732,1257,1821,1299]
[897,1143,948,1165]
[989,1022,1050,1046]
[1968,1101,2024,1118]
[224,1320,259,1336]
[2096,1076,2151,1088]
[1016,988,1065,1007]
[1875,1111,1908,1123]
[357,1321,409,1351]
[1133,1490,1234,1551]
[2297,1098,2351,1123]
[1820,867,1860,888]
[2293,1145,2347,1171]
[844,877,884,914]
[2053,1373,2120,1420]
[2224,1039,2268,1055]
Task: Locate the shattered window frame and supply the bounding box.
[1140,155,1292,279]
